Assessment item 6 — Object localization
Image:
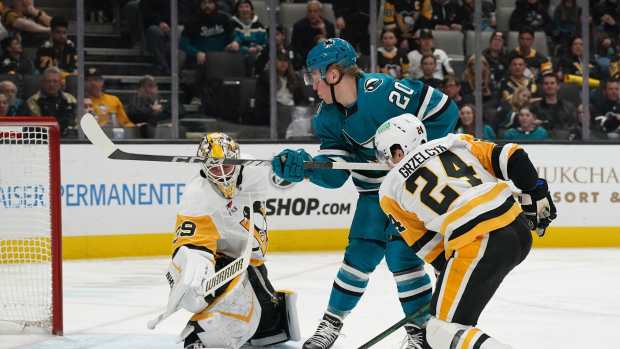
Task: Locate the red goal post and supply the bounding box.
[0,116,63,335]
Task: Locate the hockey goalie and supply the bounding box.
[164,133,300,348]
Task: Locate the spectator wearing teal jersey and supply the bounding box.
[455,104,496,140]
[504,107,550,140]
[226,0,266,76]
[226,1,266,56]
[180,0,233,66]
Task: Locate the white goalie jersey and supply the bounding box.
[172,162,270,266]
[159,137,300,349]
[166,160,269,347]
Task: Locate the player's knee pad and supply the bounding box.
[426,317,512,349]
[250,290,301,346]
[385,235,425,271]
[343,238,385,273]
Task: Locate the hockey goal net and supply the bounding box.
[0,117,63,335]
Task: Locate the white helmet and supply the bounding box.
[198,132,241,199]
[374,114,427,166]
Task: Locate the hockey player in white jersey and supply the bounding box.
[374,114,557,349]
[165,133,300,348]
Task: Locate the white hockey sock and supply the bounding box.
[426,317,512,349]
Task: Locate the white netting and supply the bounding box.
[0,125,53,332]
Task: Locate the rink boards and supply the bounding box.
[4,142,618,259]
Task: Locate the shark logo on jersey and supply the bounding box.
[364,78,383,92]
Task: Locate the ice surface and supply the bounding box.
[2,249,620,349]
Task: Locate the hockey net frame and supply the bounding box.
[0,116,63,335]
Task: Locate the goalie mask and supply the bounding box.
[198,133,241,199]
[374,114,427,167]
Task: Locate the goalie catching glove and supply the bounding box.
[519,178,557,237]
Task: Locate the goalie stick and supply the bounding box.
[79,113,390,171]
[357,303,430,349]
[147,203,254,330]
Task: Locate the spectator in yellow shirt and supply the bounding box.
[85,67,134,127]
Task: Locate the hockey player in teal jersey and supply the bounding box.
[272,38,458,349]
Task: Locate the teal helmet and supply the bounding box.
[306,38,357,79]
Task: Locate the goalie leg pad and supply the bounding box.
[249,290,301,346]
[426,317,512,349]
[247,264,301,345]
[188,272,261,349]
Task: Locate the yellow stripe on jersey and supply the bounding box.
[172,214,220,254]
[461,328,481,349]
[440,182,522,254]
[458,134,495,176]
[458,134,522,179]
[506,143,520,157]
[448,202,521,253]
[380,195,427,246]
[441,182,508,237]
[438,237,484,321]
[426,239,445,264]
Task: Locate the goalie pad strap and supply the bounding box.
[172,244,215,260]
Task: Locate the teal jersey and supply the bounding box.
[309,72,458,192]
[503,126,550,140]
[455,125,497,140]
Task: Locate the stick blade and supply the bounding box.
[80,113,117,157]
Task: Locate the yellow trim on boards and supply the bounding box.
[63,233,174,259]
[531,227,620,248]
[56,227,620,259]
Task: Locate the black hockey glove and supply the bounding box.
[519,178,557,237]
[594,112,620,133]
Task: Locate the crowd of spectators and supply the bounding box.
[374,0,620,140]
[0,0,619,141]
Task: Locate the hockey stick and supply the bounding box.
[356,303,430,349]
[147,203,255,330]
[80,113,389,171]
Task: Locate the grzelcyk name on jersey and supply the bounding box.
[364,78,383,92]
[398,145,448,178]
